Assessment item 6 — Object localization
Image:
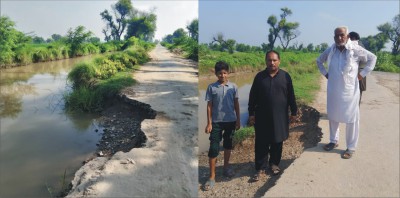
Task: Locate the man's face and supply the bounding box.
[266,52,280,72]
[334,28,348,46]
[215,69,229,83]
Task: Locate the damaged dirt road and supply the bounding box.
[67,44,198,197]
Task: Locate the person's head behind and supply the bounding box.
[265,50,281,72]
[349,31,360,41]
[334,26,349,47]
[214,61,230,83]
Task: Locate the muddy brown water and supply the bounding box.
[0,57,103,197]
[198,72,258,153]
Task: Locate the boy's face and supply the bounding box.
[215,69,229,83]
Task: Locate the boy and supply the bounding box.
[203,61,240,191]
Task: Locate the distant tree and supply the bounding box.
[32,36,45,44]
[320,43,329,52]
[87,37,101,44]
[125,10,157,41]
[51,34,63,42]
[236,43,251,52]
[186,19,198,41]
[173,28,187,39]
[100,0,134,41]
[377,14,400,55]
[267,7,300,50]
[65,26,93,57]
[211,33,227,52]
[162,34,174,44]
[225,39,236,54]
[261,43,269,52]
[46,38,53,43]
[360,34,388,53]
[306,43,314,52]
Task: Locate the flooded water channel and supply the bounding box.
[0,56,102,197]
[198,72,258,153]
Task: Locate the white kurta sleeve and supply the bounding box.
[358,48,377,77]
[316,48,331,76]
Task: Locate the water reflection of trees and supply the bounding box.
[0,83,37,118]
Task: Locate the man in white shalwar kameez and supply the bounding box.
[316,26,377,159]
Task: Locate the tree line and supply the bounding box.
[0,0,158,67]
[205,8,399,56]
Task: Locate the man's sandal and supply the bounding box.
[270,164,281,175]
[203,179,215,191]
[342,149,355,159]
[323,143,338,151]
[252,170,261,182]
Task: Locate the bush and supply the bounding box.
[67,62,97,88]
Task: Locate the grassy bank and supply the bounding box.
[64,39,154,112]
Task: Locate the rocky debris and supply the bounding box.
[94,94,157,158]
[198,105,322,197]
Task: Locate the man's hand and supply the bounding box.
[248,116,255,126]
[205,124,212,134]
[357,73,363,81]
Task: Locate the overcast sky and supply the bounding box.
[1,0,198,41]
[199,0,399,50]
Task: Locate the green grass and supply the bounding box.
[233,126,255,146]
[65,41,152,112]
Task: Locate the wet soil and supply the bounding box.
[198,104,322,197]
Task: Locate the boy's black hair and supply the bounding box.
[215,61,229,73]
[265,50,280,60]
[349,32,360,40]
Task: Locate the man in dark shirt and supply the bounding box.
[248,50,297,181]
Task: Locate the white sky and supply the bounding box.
[1,0,198,41]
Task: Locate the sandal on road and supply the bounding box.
[323,143,338,151]
[203,179,215,191]
[252,170,261,182]
[342,149,355,159]
[270,164,281,176]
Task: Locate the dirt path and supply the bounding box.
[265,71,399,197]
[67,44,198,197]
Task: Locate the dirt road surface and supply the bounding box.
[67,45,198,197]
[265,71,399,197]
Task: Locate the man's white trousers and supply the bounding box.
[329,111,359,151]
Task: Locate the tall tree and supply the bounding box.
[0,16,30,65]
[100,0,133,41]
[125,11,157,41]
[267,7,299,50]
[377,14,400,55]
[360,34,388,53]
[65,26,92,57]
[186,19,198,41]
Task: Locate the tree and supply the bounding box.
[225,39,236,54]
[267,7,300,50]
[65,26,93,57]
[51,34,63,42]
[360,34,388,53]
[0,16,30,65]
[32,36,45,44]
[186,19,198,41]
[377,14,400,55]
[100,0,133,41]
[172,28,187,39]
[125,11,157,41]
[306,43,314,52]
[320,43,329,52]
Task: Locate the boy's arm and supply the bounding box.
[205,101,213,134]
[234,98,240,130]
